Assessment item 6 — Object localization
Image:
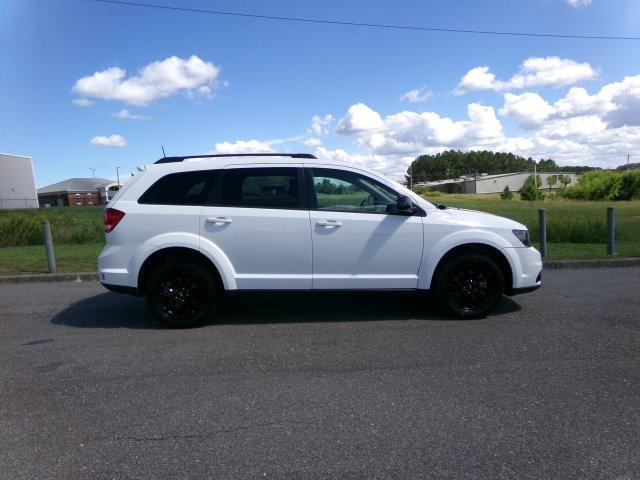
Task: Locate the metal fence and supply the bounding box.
[0,198,39,209]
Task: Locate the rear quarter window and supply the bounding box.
[138,170,219,205]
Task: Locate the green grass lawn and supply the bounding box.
[0,243,103,275]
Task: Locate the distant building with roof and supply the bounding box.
[421,171,577,195]
[37,178,121,207]
[0,153,39,209]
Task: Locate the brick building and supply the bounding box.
[37,178,120,207]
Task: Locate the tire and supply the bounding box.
[434,252,504,319]
[145,258,220,328]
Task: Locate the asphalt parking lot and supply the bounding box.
[1,268,639,479]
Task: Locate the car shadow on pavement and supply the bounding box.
[50,291,522,329]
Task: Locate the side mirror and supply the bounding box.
[396,195,415,214]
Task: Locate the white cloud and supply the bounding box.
[455,56,597,94]
[455,67,496,94]
[112,109,150,120]
[399,87,433,103]
[508,56,597,89]
[599,75,640,127]
[308,114,334,136]
[538,116,608,139]
[90,134,127,148]
[313,147,413,179]
[72,98,94,107]
[213,139,273,154]
[336,103,384,133]
[333,81,640,170]
[72,55,221,106]
[499,92,555,127]
[203,71,640,177]
[566,0,591,7]
[552,87,613,117]
[499,75,640,129]
[305,137,323,148]
[337,102,503,155]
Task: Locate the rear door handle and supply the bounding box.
[316,220,342,228]
[206,216,232,224]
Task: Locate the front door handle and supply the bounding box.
[316,220,342,228]
[206,216,232,225]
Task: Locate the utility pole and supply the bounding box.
[89,168,95,178]
[534,161,537,188]
[116,166,120,187]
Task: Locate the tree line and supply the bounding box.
[406,150,599,184]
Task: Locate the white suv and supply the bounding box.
[99,153,542,327]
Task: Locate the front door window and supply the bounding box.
[311,168,400,214]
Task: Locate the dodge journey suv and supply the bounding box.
[99,153,542,327]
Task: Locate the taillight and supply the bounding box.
[104,208,125,233]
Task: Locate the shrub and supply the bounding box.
[520,175,545,201]
[561,171,640,201]
[500,185,513,200]
[412,185,431,196]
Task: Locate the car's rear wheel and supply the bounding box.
[145,259,220,328]
[434,252,504,319]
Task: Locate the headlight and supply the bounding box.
[512,229,531,247]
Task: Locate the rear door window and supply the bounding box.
[217,167,302,209]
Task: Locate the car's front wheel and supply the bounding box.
[434,252,505,319]
[145,258,220,328]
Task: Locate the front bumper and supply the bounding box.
[502,246,543,294]
[509,270,542,295]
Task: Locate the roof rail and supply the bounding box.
[154,153,317,164]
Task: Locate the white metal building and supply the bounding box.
[423,171,578,194]
[0,153,39,209]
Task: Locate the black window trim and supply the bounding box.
[305,167,425,217]
[205,166,307,210]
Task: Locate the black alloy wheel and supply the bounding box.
[435,252,504,318]
[146,259,219,328]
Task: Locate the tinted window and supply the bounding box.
[138,170,219,205]
[219,168,299,209]
[311,168,399,214]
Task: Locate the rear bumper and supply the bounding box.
[98,243,156,289]
[101,282,141,296]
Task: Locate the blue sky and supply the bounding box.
[1,0,640,186]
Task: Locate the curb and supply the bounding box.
[0,272,99,284]
[0,258,639,284]
[543,257,640,270]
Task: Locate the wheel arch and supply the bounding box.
[138,246,225,294]
[421,241,514,293]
